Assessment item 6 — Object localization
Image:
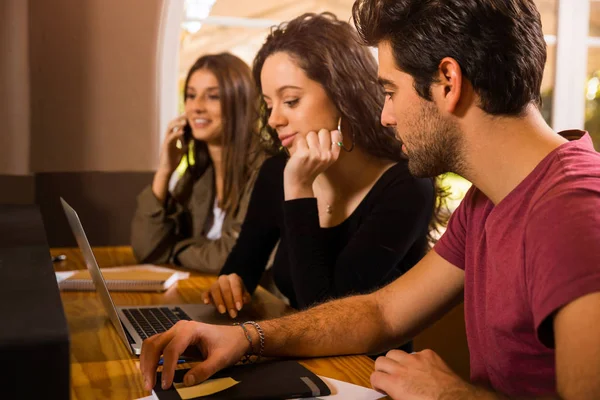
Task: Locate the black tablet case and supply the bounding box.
[154,360,331,399]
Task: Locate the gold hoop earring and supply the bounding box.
[337,116,355,152]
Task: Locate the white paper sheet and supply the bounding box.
[135,391,159,400]
[291,375,385,400]
[55,271,75,283]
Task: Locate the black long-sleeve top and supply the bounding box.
[220,154,434,311]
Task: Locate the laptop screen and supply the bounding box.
[60,198,132,354]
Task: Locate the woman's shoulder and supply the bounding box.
[174,165,213,194]
[255,152,287,179]
[239,152,282,193]
[239,152,286,199]
[262,152,287,170]
[368,159,434,201]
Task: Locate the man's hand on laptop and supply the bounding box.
[140,320,248,391]
[202,273,252,319]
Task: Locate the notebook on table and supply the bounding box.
[153,360,331,399]
[58,264,187,292]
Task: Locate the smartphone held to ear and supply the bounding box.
[176,123,192,149]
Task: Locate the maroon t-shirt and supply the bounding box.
[434,131,600,396]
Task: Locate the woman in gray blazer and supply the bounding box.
[131,53,265,273]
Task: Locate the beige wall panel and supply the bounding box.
[29,0,164,172]
[0,0,30,175]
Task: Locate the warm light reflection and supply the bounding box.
[587,76,600,101]
[182,0,216,34]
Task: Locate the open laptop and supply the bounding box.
[60,198,242,355]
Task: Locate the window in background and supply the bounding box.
[182,0,216,34]
[537,0,559,126]
[178,0,219,113]
[585,1,600,150]
[585,47,600,150]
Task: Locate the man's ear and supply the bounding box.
[434,57,463,114]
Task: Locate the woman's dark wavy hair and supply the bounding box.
[252,12,448,244]
[181,53,262,215]
[352,0,546,116]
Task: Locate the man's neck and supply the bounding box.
[459,105,568,205]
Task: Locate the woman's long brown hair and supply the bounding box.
[252,13,449,245]
[181,53,261,215]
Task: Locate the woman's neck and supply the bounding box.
[311,144,394,227]
[314,145,394,200]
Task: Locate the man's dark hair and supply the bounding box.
[352,0,547,116]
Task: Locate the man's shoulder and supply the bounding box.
[534,146,600,205]
[525,145,600,235]
[551,133,600,181]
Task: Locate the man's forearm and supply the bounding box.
[257,293,399,358]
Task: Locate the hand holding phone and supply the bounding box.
[158,114,188,176]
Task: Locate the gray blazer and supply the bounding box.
[131,162,261,274]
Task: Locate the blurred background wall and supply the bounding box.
[0,0,163,246]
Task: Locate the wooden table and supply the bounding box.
[52,247,380,399]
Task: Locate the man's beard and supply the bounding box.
[402,102,465,178]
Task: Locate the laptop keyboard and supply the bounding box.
[122,307,192,340]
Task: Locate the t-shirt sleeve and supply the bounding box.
[433,186,476,270]
[526,186,600,347]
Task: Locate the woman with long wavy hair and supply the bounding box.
[204,13,449,353]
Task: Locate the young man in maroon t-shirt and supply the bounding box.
[139,1,600,398]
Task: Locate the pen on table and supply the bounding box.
[52,254,67,263]
[158,358,187,365]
